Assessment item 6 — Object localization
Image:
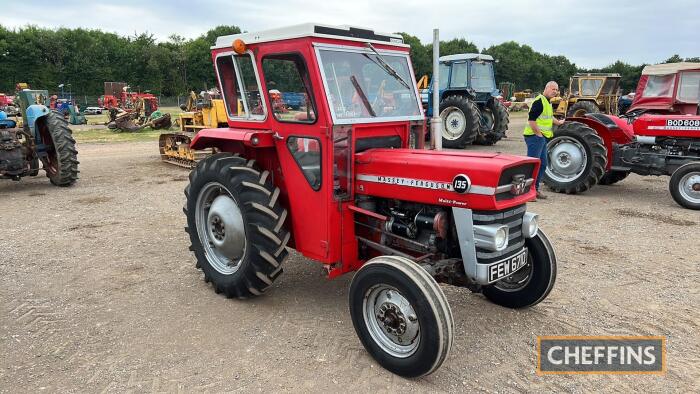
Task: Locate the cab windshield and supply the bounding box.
[317,47,422,123]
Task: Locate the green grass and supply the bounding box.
[73,128,165,143]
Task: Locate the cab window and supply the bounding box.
[216,53,265,120]
[287,136,321,190]
[262,54,317,123]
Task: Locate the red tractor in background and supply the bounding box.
[624,62,700,116]
[543,96,700,209]
[98,82,159,116]
[181,24,557,377]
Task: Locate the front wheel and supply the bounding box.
[669,162,700,210]
[438,95,479,148]
[483,230,557,308]
[349,255,454,378]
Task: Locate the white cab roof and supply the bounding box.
[641,62,700,76]
[439,53,494,62]
[213,23,407,49]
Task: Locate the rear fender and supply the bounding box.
[189,128,276,153]
[26,105,51,135]
[566,114,634,170]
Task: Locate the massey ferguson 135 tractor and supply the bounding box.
[183,24,556,377]
[0,88,78,185]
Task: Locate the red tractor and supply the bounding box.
[182,24,557,377]
[98,82,159,116]
[544,108,700,209]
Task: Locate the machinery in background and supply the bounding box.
[624,62,700,116]
[0,86,78,185]
[98,82,159,115]
[158,89,227,168]
[551,73,621,118]
[424,54,510,147]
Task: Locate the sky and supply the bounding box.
[3,0,699,68]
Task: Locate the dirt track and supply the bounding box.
[1,118,699,392]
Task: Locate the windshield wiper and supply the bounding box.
[350,75,376,117]
[365,43,412,91]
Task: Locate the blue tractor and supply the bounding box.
[425,54,509,147]
[0,88,78,185]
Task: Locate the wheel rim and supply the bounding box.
[363,285,420,358]
[493,253,533,292]
[440,106,466,140]
[678,172,700,204]
[480,108,495,131]
[195,182,247,275]
[546,137,588,183]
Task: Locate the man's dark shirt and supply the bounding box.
[528,98,543,121]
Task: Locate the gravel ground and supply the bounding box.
[1,117,698,392]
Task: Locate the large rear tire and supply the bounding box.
[185,153,290,298]
[544,121,607,194]
[439,95,479,148]
[474,99,509,146]
[567,100,600,118]
[349,255,453,378]
[483,230,557,308]
[39,111,79,186]
[669,162,700,210]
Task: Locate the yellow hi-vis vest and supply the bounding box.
[523,94,554,138]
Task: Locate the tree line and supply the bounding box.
[0,25,697,98]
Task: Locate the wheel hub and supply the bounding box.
[196,183,247,275]
[440,107,466,140]
[679,173,700,203]
[546,137,588,183]
[364,286,420,357]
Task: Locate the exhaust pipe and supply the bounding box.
[430,28,442,151]
[635,135,657,145]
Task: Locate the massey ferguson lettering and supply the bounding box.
[358,174,453,191]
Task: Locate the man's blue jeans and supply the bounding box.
[525,135,549,191]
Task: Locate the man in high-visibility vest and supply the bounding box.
[523,81,565,200]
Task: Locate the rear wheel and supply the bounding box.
[567,100,600,117]
[598,170,630,185]
[349,255,453,377]
[439,95,479,148]
[185,153,290,298]
[38,111,79,186]
[544,121,607,194]
[474,99,509,145]
[483,230,557,308]
[669,162,700,210]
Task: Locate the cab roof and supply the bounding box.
[641,62,700,76]
[439,53,493,63]
[212,23,407,50]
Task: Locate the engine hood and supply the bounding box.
[354,148,538,210]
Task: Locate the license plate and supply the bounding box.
[487,248,528,283]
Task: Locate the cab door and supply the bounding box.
[259,52,331,262]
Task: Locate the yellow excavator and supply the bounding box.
[159,90,228,168]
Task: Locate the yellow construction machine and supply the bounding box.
[158,90,228,168]
[551,73,621,117]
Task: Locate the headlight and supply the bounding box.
[494,227,508,250]
[522,212,539,238]
[473,224,509,252]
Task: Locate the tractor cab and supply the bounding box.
[627,62,700,115]
[425,54,499,114]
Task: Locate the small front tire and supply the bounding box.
[483,230,557,309]
[349,255,454,377]
[669,162,700,210]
